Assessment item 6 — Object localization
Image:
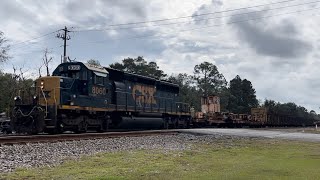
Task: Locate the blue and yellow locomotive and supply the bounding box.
[11,61,191,134]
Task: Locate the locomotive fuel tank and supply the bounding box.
[112,116,164,129]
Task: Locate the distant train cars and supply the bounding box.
[192,96,315,127]
[11,61,190,134]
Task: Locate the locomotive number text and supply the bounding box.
[68,65,81,70]
[92,86,106,95]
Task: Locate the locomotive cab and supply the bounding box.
[52,62,110,108]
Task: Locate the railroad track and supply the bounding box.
[0,130,179,145]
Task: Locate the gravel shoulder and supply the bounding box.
[179,128,320,142]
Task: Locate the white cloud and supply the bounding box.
[1,0,320,112]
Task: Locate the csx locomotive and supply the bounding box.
[11,61,191,134]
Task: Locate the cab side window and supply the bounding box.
[94,75,104,85]
[82,71,87,80]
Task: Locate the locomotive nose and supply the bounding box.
[35,76,61,106]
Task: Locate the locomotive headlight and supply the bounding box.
[70,102,74,106]
[33,95,38,105]
[40,81,44,89]
[14,96,21,101]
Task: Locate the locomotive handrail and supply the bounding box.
[52,79,76,113]
[53,87,59,117]
[39,86,48,118]
[112,90,190,115]
[175,102,190,113]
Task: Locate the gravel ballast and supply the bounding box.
[0,133,249,173]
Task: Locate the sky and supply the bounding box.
[0,0,320,112]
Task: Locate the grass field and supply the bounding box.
[2,137,320,180]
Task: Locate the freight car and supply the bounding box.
[192,96,315,127]
[251,108,314,127]
[11,61,191,134]
[192,96,249,127]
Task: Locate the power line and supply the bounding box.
[10,36,56,51]
[75,0,302,32]
[74,0,320,33]
[11,28,74,52]
[13,47,58,57]
[10,30,59,48]
[76,5,319,45]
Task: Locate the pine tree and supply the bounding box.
[228,75,258,113]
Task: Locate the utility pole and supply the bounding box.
[56,26,71,63]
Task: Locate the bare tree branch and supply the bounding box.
[42,48,53,76]
[0,32,10,62]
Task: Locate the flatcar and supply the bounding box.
[192,96,315,127]
[11,61,191,134]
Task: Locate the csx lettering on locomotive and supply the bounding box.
[132,85,156,104]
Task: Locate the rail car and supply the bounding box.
[192,96,315,127]
[11,61,191,134]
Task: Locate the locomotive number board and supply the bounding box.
[68,65,81,71]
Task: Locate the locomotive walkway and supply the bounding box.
[180,128,320,142]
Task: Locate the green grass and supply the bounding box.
[2,138,320,180]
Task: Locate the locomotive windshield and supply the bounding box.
[60,71,80,79]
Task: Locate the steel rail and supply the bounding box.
[0,130,179,145]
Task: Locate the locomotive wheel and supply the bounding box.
[163,120,169,129]
[184,120,191,129]
[98,119,109,132]
[23,117,38,135]
[76,121,88,133]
